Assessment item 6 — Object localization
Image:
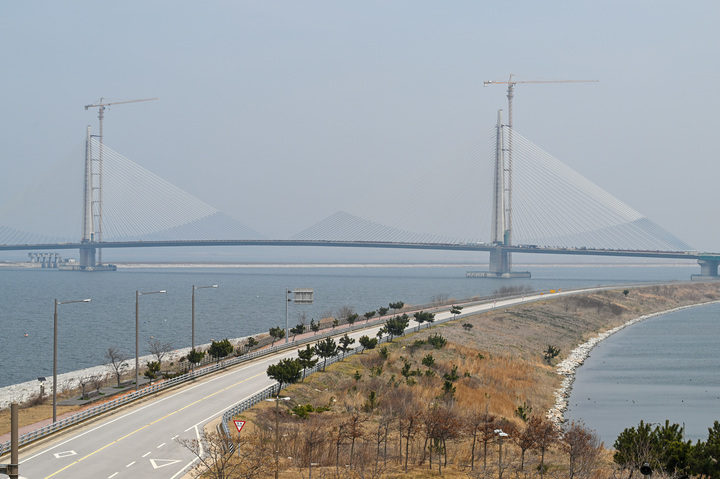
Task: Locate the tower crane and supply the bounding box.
[483,75,597,249]
[483,75,597,131]
[83,97,158,264]
[84,97,158,144]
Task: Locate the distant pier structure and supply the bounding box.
[27,252,73,268]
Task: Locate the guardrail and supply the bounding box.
[1,290,547,457]
[218,306,483,436]
[0,310,429,456]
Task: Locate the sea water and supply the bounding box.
[564,302,720,444]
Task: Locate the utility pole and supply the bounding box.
[483,75,597,247]
[84,97,158,264]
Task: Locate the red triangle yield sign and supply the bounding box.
[233,420,246,432]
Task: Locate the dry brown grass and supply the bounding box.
[234,282,720,478]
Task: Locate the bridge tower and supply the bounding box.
[491,110,506,245]
[80,126,97,268]
[82,97,157,268]
[470,111,529,278]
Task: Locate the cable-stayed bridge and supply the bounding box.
[1,115,717,278]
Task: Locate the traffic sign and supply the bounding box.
[233,420,246,432]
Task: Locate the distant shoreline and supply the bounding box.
[0,261,697,269]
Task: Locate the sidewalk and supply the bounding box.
[0,378,151,444]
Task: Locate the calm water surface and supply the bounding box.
[565,302,720,444]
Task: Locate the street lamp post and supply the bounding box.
[192,284,218,352]
[136,290,166,391]
[53,298,91,423]
[285,288,291,344]
[495,428,509,479]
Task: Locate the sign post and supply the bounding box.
[285,288,314,343]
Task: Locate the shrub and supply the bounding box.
[427,334,447,349]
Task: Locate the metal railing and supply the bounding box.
[1,293,520,457]
[0,308,436,456]
[218,308,477,436]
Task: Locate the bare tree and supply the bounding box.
[148,338,173,367]
[335,420,347,475]
[342,410,368,467]
[466,406,497,471]
[105,347,129,387]
[422,406,438,469]
[474,409,499,469]
[351,442,388,479]
[297,310,308,326]
[427,403,462,474]
[529,415,560,477]
[376,407,395,467]
[176,429,271,479]
[300,415,330,479]
[563,420,603,479]
[514,415,540,472]
[78,376,92,400]
[90,374,106,394]
[399,401,422,472]
[337,305,355,322]
[430,293,450,306]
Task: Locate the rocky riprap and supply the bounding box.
[547,302,719,427]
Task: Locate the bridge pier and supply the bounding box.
[692,258,720,280]
[489,247,510,274]
[72,244,116,271]
[79,246,96,269]
[466,246,531,278]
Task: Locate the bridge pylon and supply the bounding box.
[70,126,115,271]
[467,110,530,279]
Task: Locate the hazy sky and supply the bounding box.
[1,1,718,252]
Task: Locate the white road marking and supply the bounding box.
[157,442,165,448]
[150,458,182,469]
[142,452,151,457]
[108,473,118,478]
[21,363,257,464]
[53,450,77,459]
[169,458,199,479]
[184,383,268,431]
[126,461,136,467]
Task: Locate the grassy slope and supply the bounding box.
[238,282,720,478]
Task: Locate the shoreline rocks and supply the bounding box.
[0,335,250,410]
[547,300,720,427]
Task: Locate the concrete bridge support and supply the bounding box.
[489,247,510,274]
[465,246,531,278]
[79,246,96,269]
[693,259,719,279]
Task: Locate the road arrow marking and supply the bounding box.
[53,450,77,459]
[150,459,182,469]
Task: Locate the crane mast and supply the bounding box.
[83,97,158,265]
[483,75,597,248]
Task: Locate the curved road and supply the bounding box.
[12,289,575,478]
